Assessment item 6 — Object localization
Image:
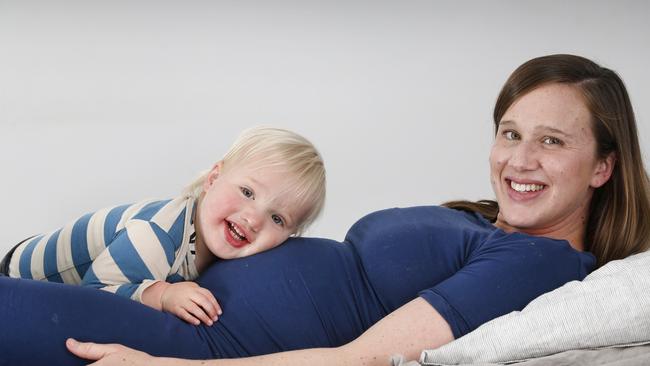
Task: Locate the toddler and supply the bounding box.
[0,126,326,326]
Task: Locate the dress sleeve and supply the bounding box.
[419,234,588,338]
[81,219,178,303]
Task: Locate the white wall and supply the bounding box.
[1,0,649,252]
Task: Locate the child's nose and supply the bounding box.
[241,209,261,232]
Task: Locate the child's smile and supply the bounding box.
[224,220,250,248]
[194,160,305,261]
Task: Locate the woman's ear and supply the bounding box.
[590,153,616,188]
[203,161,224,191]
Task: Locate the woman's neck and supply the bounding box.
[494,214,586,252]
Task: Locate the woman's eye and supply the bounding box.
[271,214,284,226]
[240,187,254,198]
[542,136,563,145]
[503,130,520,140]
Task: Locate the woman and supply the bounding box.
[2,54,649,366]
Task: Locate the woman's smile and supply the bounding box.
[505,178,548,201]
[489,83,610,248]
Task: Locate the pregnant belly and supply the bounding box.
[196,237,386,358]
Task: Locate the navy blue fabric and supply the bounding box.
[346,206,595,338]
[0,206,595,365]
[0,277,212,366]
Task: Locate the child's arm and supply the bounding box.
[80,220,173,300]
[81,220,219,325]
[141,280,222,326]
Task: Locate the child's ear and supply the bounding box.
[203,161,224,191]
[590,152,616,188]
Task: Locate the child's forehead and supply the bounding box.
[230,162,295,185]
[230,163,306,204]
[226,158,287,174]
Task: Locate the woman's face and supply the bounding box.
[489,83,613,247]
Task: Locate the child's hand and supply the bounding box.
[159,281,222,326]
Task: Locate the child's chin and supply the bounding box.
[213,248,239,260]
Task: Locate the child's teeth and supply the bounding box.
[229,222,246,240]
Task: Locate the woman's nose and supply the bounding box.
[509,142,540,171]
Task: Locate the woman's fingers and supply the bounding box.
[66,338,120,360]
[66,338,154,365]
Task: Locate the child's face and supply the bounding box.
[195,161,305,260]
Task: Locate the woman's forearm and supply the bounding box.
[67,339,346,366]
[68,298,453,366]
[206,298,453,366]
[155,345,385,366]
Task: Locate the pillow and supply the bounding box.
[418,250,650,365]
[394,345,650,366]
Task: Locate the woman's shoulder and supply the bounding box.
[344,205,497,253]
[347,205,494,233]
[351,204,484,220]
[479,230,597,277]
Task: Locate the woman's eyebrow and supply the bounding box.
[498,120,573,138]
[535,126,573,138]
[497,120,515,127]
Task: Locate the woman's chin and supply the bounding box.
[496,211,539,232]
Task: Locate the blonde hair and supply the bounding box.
[185,126,326,235]
[446,54,650,267]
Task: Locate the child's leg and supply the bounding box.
[0,237,32,276]
[0,277,213,366]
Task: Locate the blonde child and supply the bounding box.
[0,126,326,326]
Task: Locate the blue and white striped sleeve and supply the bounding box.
[81,219,178,303]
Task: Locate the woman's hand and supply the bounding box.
[66,338,157,365]
[160,281,222,326]
[65,298,452,366]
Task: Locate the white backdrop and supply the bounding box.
[1,0,648,253]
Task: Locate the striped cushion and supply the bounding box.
[418,250,650,365]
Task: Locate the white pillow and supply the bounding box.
[418,250,650,365]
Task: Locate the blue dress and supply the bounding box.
[0,206,595,366]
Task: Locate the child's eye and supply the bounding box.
[240,187,254,199]
[503,130,520,140]
[271,214,284,226]
[542,136,563,145]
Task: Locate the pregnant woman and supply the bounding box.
[1,54,649,366]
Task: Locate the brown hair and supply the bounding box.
[445,54,650,266]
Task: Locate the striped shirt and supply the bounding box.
[7,195,199,303]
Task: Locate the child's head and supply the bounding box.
[187,126,326,260]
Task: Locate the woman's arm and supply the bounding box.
[68,298,453,366]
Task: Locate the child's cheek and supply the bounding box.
[220,192,244,215]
